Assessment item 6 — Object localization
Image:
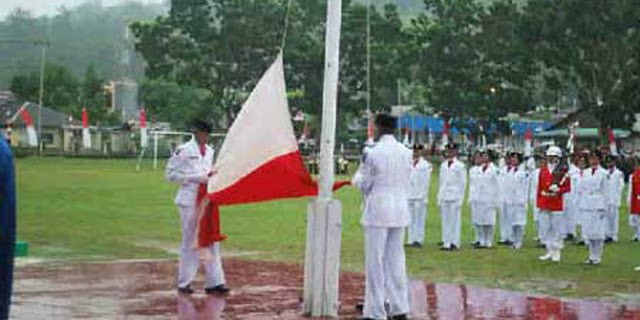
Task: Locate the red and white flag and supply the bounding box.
[140,108,148,148]
[366,112,374,145]
[82,108,91,149]
[441,120,450,150]
[524,127,533,157]
[19,105,37,147]
[207,53,347,207]
[608,128,618,156]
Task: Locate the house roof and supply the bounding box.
[0,101,68,128]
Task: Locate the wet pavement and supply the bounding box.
[10,259,640,319]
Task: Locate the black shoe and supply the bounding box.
[632,237,639,242]
[440,246,451,251]
[536,243,546,249]
[472,241,480,246]
[205,284,230,295]
[576,240,586,246]
[390,314,408,320]
[605,237,614,243]
[177,285,194,294]
[451,244,459,250]
[473,243,483,249]
[498,240,513,246]
[566,234,575,240]
[412,241,423,248]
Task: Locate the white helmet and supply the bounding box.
[546,146,562,157]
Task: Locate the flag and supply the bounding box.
[608,128,618,156]
[18,106,37,147]
[140,108,148,148]
[524,127,533,157]
[402,127,410,147]
[366,113,374,145]
[441,120,450,150]
[207,53,347,208]
[82,108,91,149]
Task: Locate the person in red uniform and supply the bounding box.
[537,146,571,262]
[627,156,640,242]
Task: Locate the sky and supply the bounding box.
[0,0,165,19]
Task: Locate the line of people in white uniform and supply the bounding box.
[402,143,634,264]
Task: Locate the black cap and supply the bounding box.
[374,113,397,133]
[412,144,424,151]
[445,143,458,150]
[191,120,213,133]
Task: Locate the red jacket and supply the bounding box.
[536,165,571,212]
[630,169,640,215]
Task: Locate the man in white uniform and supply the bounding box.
[353,113,412,320]
[505,152,529,249]
[406,144,432,247]
[579,150,609,265]
[497,153,514,245]
[166,120,229,295]
[563,154,581,241]
[469,150,498,248]
[604,155,624,243]
[438,143,467,251]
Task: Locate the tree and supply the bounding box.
[10,63,78,114]
[520,0,640,129]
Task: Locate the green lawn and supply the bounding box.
[16,157,640,298]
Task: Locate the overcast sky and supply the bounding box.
[0,0,165,19]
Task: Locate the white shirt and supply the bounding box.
[578,166,608,210]
[437,157,466,204]
[165,138,214,206]
[505,165,529,205]
[468,163,499,206]
[605,166,624,207]
[353,135,412,227]
[408,157,432,201]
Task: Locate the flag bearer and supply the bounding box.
[563,154,581,241]
[498,152,514,245]
[506,151,529,249]
[437,143,467,251]
[406,144,432,247]
[537,146,571,263]
[529,155,545,247]
[579,150,609,265]
[352,113,412,320]
[627,156,640,242]
[469,149,499,248]
[166,120,230,295]
[604,155,624,243]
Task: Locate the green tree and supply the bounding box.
[10,63,79,114]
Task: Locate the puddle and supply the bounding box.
[10,259,640,319]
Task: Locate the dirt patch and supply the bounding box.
[10,259,640,319]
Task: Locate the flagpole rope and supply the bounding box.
[280,0,294,52]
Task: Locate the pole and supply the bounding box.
[37,44,47,155]
[366,0,371,116]
[318,0,341,200]
[153,131,159,170]
[303,0,343,317]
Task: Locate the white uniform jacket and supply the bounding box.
[505,165,529,205]
[437,158,466,205]
[165,138,214,207]
[578,166,608,211]
[605,167,624,207]
[468,164,499,207]
[353,135,412,228]
[408,158,432,202]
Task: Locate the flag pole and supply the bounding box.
[303,0,342,317]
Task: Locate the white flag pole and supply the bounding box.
[303,0,342,317]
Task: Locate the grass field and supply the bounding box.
[15,157,640,298]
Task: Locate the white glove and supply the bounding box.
[549,184,559,193]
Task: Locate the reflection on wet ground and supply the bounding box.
[10,259,640,319]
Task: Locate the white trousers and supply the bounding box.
[407,200,427,244]
[364,227,409,319]
[605,205,620,241]
[539,211,564,251]
[499,203,513,242]
[582,209,606,241]
[630,215,640,239]
[178,205,226,288]
[439,202,462,248]
[476,225,494,247]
